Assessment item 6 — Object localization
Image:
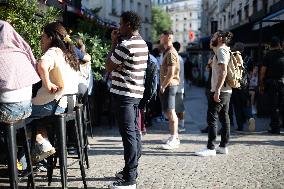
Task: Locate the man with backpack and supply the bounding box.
[229,42,255,132]
[196,31,233,156]
[159,30,180,150]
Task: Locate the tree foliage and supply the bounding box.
[75,32,110,80]
[151,6,172,43]
[0,0,60,58]
[73,9,112,80]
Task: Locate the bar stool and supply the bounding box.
[79,93,93,137]
[30,94,87,189]
[0,119,36,189]
[80,94,91,169]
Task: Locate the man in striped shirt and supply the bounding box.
[106,11,148,189]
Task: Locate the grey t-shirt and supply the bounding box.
[211,46,232,93]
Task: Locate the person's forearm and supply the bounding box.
[161,74,174,89]
[215,69,227,91]
[106,46,117,72]
[106,45,116,61]
[38,65,50,88]
[259,66,266,85]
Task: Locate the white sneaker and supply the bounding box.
[216,146,228,154]
[162,136,172,143]
[195,148,216,157]
[109,180,136,189]
[248,118,256,132]
[178,127,186,133]
[161,137,180,150]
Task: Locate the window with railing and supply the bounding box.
[253,0,258,13]
[237,9,242,22]
[262,0,268,14]
[130,0,134,10]
[122,0,125,12]
[111,0,117,15]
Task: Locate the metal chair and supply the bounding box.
[0,119,36,189]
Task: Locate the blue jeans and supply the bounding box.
[25,100,65,126]
[112,94,141,184]
[0,101,32,122]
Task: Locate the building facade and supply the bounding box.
[82,0,152,42]
[201,0,284,43]
[159,0,202,52]
[152,0,175,6]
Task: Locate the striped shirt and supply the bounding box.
[110,35,148,99]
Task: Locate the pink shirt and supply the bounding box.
[0,20,40,91]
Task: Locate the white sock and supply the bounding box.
[171,134,179,140]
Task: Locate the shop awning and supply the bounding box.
[253,8,284,30]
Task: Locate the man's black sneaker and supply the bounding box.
[109,180,136,189]
[115,170,138,180]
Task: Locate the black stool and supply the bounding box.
[85,95,94,138]
[0,119,36,189]
[35,95,87,189]
[80,94,92,169]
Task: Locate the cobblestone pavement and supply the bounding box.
[5,86,284,189]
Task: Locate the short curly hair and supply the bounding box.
[121,11,141,31]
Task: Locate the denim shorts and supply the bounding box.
[31,100,65,118]
[160,85,178,112]
[0,101,32,122]
[175,92,185,113]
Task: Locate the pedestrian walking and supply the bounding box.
[195,31,233,156]
[173,41,186,132]
[159,30,180,150]
[259,36,284,134]
[106,11,148,189]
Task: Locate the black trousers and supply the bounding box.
[266,79,284,132]
[112,94,141,184]
[229,88,252,130]
[207,92,231,149]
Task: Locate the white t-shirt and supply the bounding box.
[32,47,80,108]
[0,85,32,103]
[211,46,232,93]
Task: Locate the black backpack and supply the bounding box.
[138,55,158,109]
[239,55,251,89]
